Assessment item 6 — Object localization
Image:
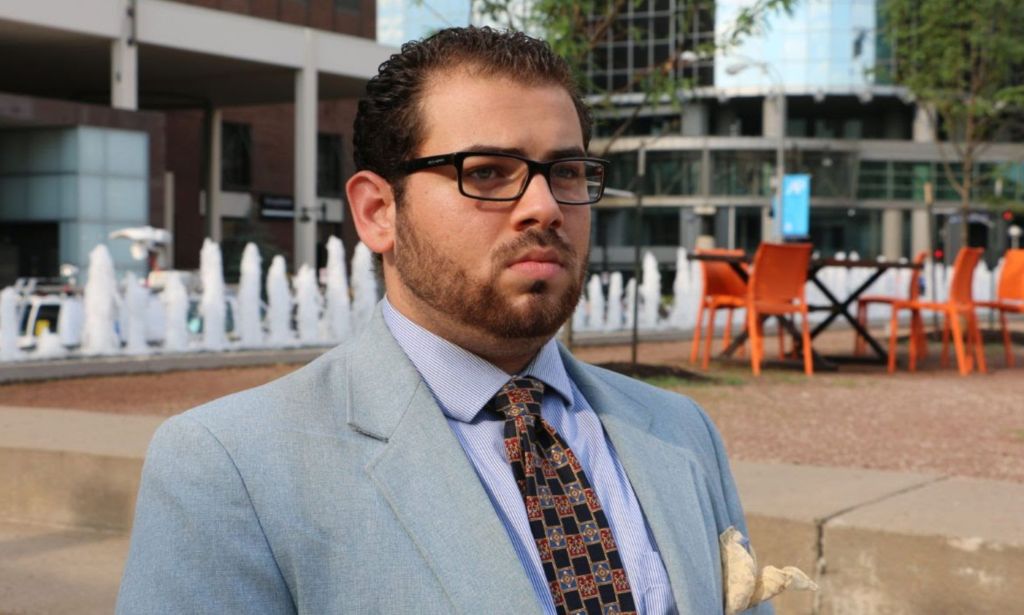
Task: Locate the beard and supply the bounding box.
[393,211,587,340]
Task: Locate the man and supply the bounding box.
[118,27,767,614]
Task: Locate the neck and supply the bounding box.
[386,290,550,374]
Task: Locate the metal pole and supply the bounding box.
[630,146,646,369]
[925,181,939,330]
[774,80,785,243]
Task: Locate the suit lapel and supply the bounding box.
[561,349,722,615]
[345,309,541,615]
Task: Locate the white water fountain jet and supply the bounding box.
[0,287,23,361]
[265,255,294,347]
[199,239,227,351]
[605,272,624,331]
[122,272,151,355]
[623,277,636,330]
[162,271,190,352]
[81,245,122,355]
[237,242,264,348]
[350,242,378,333]
[322,236,351,342]
[571,295,587,332]
[294,264,322,345]
[586,274,604,332]
[639,251,661,329]
[58,295,83,349]
[34,329,66,359]
[144,292,165,346]
[668,247,693,330]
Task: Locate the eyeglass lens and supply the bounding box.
[459,154,605,204]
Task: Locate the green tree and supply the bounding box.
[881,0,1024,244]
[471,0,795,155]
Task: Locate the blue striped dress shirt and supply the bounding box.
[382,299,677,614]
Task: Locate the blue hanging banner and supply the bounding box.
[778,173,811,239]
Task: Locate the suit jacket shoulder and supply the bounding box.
[564,353,731,483]
[118,310,544,615]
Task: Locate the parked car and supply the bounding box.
[16,294,83,351]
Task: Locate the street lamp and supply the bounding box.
[726,58,785,242]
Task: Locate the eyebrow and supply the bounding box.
[461,144,588,159]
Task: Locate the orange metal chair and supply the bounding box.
[887,247,986,375]
[974,248,1024,366]
[746,243,814,376]
[690,249,748,369]
[854,250,928,357]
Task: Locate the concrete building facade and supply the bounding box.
[0,0,392,286]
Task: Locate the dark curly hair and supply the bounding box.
[352,26,592,192]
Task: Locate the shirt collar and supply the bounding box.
[381,297,573,422]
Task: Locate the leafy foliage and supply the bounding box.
[471,0,795,153]
[881,0,1024,234]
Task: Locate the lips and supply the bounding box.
[510,248,563,267]
[507,248,567,279]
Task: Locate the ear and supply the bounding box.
[346,170,396,255]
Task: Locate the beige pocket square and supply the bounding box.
[720,526,818,614]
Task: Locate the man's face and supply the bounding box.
[389,70,590,342]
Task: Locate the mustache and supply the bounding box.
[493,228,577,265]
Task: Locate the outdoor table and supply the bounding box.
[689,252,923,365]
[806,258,922,362]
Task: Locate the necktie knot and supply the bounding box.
[492,377,545,420]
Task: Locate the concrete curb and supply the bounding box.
[0,347,331,384]
[0,331,692,383]
[2,407,1022,614]
[733,461,1024,614]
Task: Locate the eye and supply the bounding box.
[552,162,584,180]
[465,165,501,180]
[461,155,522,184]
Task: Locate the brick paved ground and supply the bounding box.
[2,327,1022,482]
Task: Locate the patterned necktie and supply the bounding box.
[491,377,636,615]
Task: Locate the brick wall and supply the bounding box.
[170,0,375,38]
[167,99,361,271]
[162,0,374,270]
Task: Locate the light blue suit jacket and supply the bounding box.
[117,307,768,614]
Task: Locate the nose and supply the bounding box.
[510,172,564,232]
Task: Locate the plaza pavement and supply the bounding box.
[1,403,1022,614]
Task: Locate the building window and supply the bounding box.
[317,133,343,197]
[789,151,854,198]
[647,151,701,195]
[641,209,680,245]
[606,152,639,192]
[334,0,360,12]
[892,162,933,200]
[711,151,774,196]
[857,161,889,199]
[221,122,252,191]
[810,208,882,259]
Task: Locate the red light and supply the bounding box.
[1003,210,1014,222]
[934,249,944,260]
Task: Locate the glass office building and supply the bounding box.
[715,0,880,94]
[0,127,150,280]
[587,0,1024,279]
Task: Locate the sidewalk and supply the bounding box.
[2,405,1022,614]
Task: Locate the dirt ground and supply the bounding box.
[2,330,1022,482]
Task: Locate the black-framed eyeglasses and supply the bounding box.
[400,151,610,205]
